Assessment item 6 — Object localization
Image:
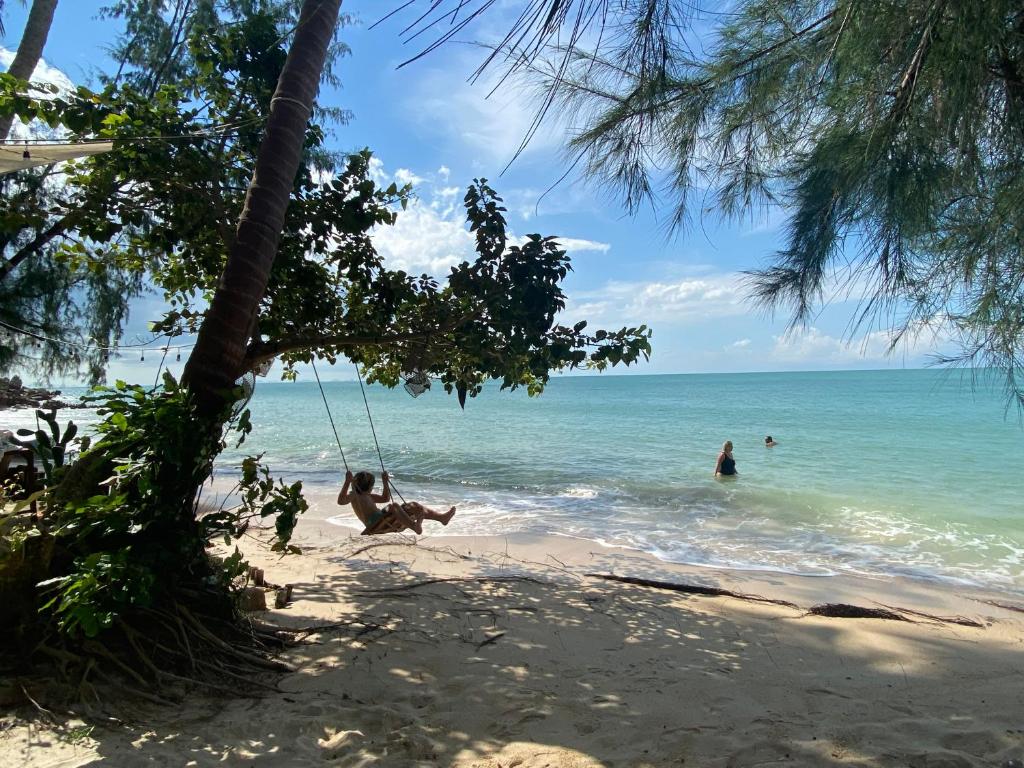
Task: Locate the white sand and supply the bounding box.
[4,518,1024,767]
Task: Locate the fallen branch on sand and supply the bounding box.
[807,603,983,627]
[584,574,799,608]
[584,576,984,628]
[875,603,984,628]
[808,604,910,621]
[474,632,505,650]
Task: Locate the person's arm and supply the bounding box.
[337,470,354,505]
[370,471,391,504]
[714,452,724,476]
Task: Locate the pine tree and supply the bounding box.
[401,0,1024,403]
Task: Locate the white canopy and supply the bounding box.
[0,140,114,176]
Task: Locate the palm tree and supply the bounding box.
[0,0,58,141]
[182,0,343,416]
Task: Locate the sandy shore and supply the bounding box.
[4,518,1024,767]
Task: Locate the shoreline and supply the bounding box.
[212,477,1024,601]
[290,517,1024,623]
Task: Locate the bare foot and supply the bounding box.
[410,521,423,535]
[440,507,456,525]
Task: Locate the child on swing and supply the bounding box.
[338,470,456,535]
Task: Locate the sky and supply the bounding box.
[1,1,948,385]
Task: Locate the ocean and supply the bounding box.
[7,369,1024,594]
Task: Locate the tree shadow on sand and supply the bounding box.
[64,538,1024,767]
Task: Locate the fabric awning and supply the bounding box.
[0,141,114,176]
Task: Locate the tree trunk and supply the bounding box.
[0,0,59,141]
[182,0,342,416]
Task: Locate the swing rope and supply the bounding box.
[311,358,407,505]
[311,359,348,473]
[356,365,408,505]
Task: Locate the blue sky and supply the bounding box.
[2,1,946,385]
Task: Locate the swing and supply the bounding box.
[311,360,411,536]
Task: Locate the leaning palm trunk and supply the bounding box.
[0,0,59,141]
[182,0,342,415]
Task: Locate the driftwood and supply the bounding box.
[585,573,799,608]
[876,603,984,628]
[807,603,983,627]
[585,576,983,628]
[808,604,910,622]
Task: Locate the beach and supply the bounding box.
[4,371,1024,766]
[5,515,1024,767]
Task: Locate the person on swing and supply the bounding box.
[338,470,456,535]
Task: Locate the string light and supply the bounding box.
[0,318,194,362]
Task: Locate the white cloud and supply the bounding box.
[366,155,387,186]
[405,54,562,168]
[0,50,75,142]
[728,338,752,350]
[0,49,75,95]
[437,165,451,181]
[555,237,609,254]
[509,234,609,254]
[769,323,945,364]
[564,273,750,327]
[394,168,425,186]
[372,197,477,275]
[366,158,610,275]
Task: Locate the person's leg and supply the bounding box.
[386,502,423,535]
[403,501,456,526]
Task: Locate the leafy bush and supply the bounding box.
[14,410,89,483]
[12,373,306,641]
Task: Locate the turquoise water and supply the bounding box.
[8,369,1024,592]
[218,368,1024,593]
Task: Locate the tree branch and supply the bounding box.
[0,208,83,283]
[244,330,432,368]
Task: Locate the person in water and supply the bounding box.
[337,469,456,535]
[714,440,738,476]
[765,435,777,447]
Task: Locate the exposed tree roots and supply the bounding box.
[807,603,910,622]
[873,603,985,628]
[585,573,799,608]
[586,574,984,628]
[807,603,984,627]
[9,597,296,712]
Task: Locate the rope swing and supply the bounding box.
[311,359,407,505]
[311,359,348,472]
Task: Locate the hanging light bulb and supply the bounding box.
[140,350,145,362]
[175,349,181,362]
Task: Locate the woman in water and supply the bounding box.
[714,440,738,477]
